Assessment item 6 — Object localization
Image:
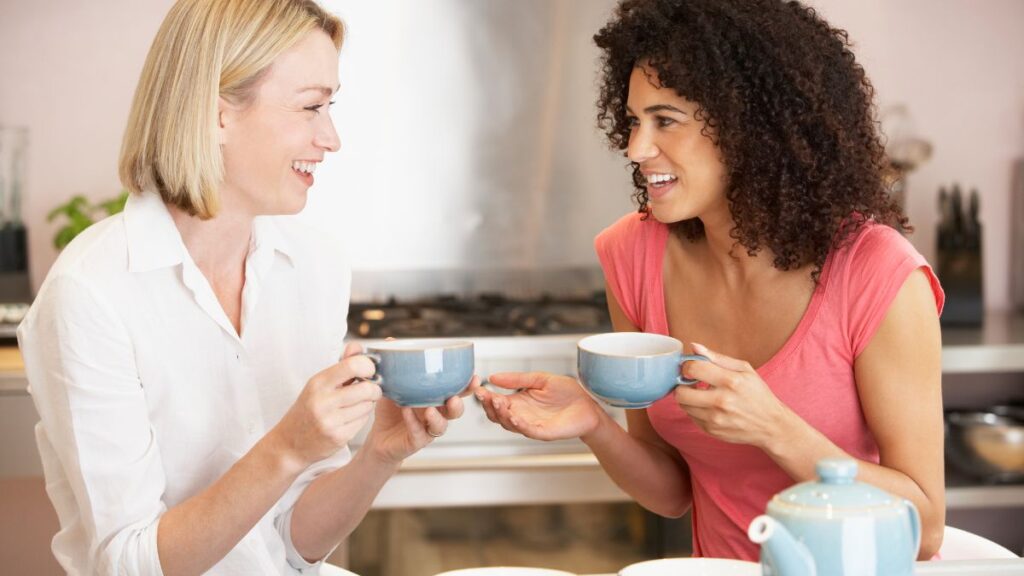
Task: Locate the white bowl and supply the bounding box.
[618,558,761,576]
[430,565,577,569]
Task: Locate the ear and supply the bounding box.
[217,96,234,145]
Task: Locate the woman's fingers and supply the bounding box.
[487,371,549,391]
[460,375,483,398]
[340,341,364,360]
[422,406,448,437]
[674,384,719,409]
[441,394,465,420]
[317,355,376,388]
[691,342,753,372]
[336,397,377,424]
[331,379,382,407]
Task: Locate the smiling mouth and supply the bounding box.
[292,160,318,176]
[646,173,677,194]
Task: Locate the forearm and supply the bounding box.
[157,432,305,575]
[764,411,945,558]
[289,445,401,561]
[583,410,693,517]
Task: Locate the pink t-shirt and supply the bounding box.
[594,211,944,561]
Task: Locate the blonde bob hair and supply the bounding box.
[119,0,343,219]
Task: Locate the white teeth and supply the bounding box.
[292,161,318,174]
[646,173,677,184]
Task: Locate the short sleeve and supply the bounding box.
[842,225,945,358]
[595,212,666,331]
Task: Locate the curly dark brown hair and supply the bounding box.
[594,0,910,280]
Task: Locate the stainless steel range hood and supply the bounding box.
[305,0,633,298]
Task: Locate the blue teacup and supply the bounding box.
[577,332,708,408]
[364,339,474,407]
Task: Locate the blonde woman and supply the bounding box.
[18,1,470,574]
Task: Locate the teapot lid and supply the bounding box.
[770,459,903,515]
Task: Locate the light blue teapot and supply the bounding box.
[747,458,920,576]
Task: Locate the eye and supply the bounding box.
[625,116,640,128]
[304,100,336,114]
[656,115,677,128]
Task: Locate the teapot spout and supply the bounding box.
[749,515,816,576]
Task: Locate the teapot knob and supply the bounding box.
[816,458,857,484]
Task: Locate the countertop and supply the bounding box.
[586,558,1024,575]
[3,311,1023,396]
[0,346,25,396]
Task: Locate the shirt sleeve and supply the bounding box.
[19,274,166,576]
[274,254,353,571]
[843,224,945,358]
[274,447,352,571]
[595,213,645,329]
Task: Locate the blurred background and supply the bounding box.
[1,1,1023,574]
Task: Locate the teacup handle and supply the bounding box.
[676,354,709,386]
[363,352,383,384]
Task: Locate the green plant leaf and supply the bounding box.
[100,191,130,216]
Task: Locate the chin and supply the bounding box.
[648,203,690,225]
[277,190,309,215]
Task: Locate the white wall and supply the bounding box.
[808,0,1024,311]
[1,0,1022,308]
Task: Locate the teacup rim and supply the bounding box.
[365,338,474,352]
[578,332,682,358]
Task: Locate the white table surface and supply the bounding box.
[584,558,1024,575]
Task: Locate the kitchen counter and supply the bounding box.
[941,312,1024,373]
[4,311,1024,509]
[3,310,1023,393]
[0,346,26,396]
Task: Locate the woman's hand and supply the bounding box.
[269,343,382,470]
[361,375,478,466]
[674,342,796,448]
[476,372,605,441]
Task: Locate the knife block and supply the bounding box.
[937,241,983,327]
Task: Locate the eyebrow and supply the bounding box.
[298,84,340,96]
[626,104,687,116]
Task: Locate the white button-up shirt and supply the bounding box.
[18,191,352,575]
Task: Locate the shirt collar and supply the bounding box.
[124,191,295,273]
[124,191,187,273]
[251,215,294,269]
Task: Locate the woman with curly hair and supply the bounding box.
[476,0,945,561]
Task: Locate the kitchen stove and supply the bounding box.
[349,292,613,339]
[346,292,628,509]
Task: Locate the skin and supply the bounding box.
[475,65,945,559]
[154,31,476,575]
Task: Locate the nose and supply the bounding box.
[626,124,658,163]
[315,112,341,153]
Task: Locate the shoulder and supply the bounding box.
[35,214,130,301]
[831,221,943,355]
[838,221,922,271]
[594,211,665,255]
[19,217,130,347]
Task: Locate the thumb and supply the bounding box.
[690,342,752,373]
[487,371,551,391]
[340,341,365,360]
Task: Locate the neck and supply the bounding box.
[696,210,778,289]
[168,204,253,272]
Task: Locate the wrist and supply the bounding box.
[759,405,804,458]
[580,404,617,446]
[354,442,404,475]
[258,427,310,479]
